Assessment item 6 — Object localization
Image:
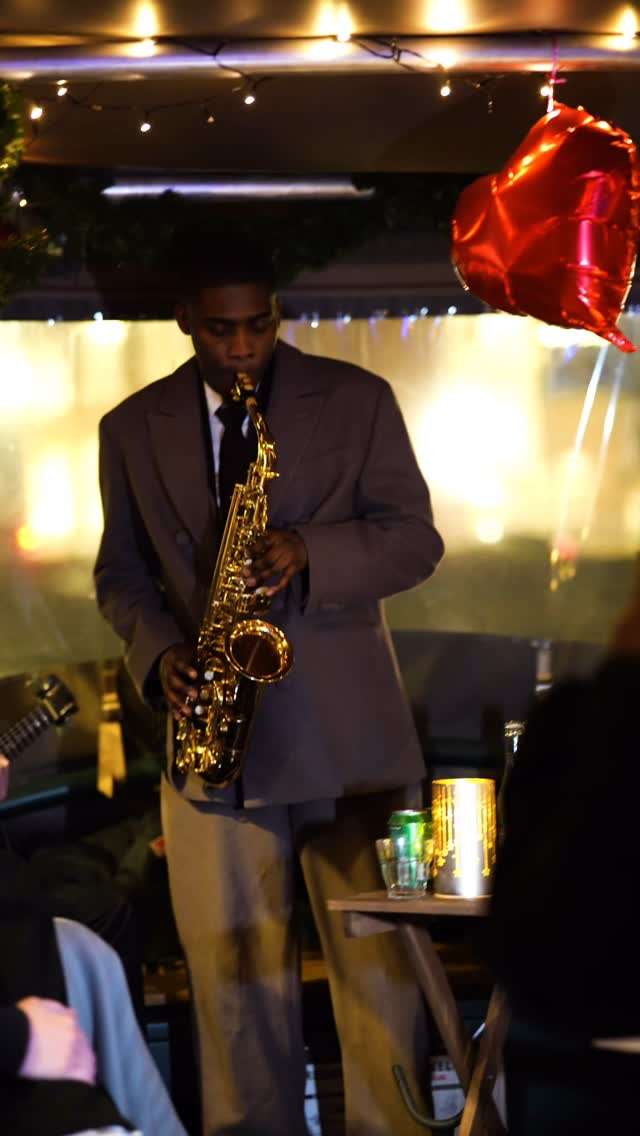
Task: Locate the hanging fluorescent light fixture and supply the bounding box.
[102,176,375,199]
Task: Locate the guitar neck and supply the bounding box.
[0,706,52,762]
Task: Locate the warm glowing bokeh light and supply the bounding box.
[131,0,159,39]
[617,5,638,44]
[430,48,458,71]
[304,38,351,61]
[25,452,76,543]
[314,1,354,40]
[424,0,468,33]
[125,36,157,58]
[474,515,505,544]
[417,385,529,510]
[15,525,40,553]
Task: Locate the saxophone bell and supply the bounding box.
[226,619,292,682]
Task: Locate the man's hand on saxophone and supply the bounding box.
[242,529,308,597]
[159,643,199,720]
[160,529,305,725]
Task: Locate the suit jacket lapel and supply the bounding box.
[148,358,218,546]
[266,340,327,519]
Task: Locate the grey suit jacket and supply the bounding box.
[94,340,444,806]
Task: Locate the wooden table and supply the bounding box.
[327,891,508,1136]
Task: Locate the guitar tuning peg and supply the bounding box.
[29,674,54,697]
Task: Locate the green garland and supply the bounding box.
[14,167,472,291]
[0,82,476,307]
[0,124,474,308]
[0,82,24,180]
[0,84,51,307]
[0,227,51,309]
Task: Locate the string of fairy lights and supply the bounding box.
[26,301,640,332]
[18,31,571,143]
[45,306,462,326]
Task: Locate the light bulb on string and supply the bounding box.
[18,197,27,208]
[56,79,68,97]
[30,104,44,121]
[233,77,262,106]
[440,79,452,98]
[540,83,552,98]
[205,109,216,125]
[139,114,152,134]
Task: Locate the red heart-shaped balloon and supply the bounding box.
[452,103,640,352]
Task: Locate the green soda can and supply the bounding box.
[388,810,427,859]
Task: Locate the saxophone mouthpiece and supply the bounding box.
[233,372,255,399]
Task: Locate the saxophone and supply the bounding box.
[175,372,293,787]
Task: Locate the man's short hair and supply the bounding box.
[169,226,277,300]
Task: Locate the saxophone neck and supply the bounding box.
[232,372,277,478]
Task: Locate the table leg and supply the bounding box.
[399,923,507,1135]
[459,989,509,1136]
[399,922,474,1089]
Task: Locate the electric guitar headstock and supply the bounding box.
[0,674,78,763]
[31,674,78,727]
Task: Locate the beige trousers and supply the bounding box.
[161,778,430,1136]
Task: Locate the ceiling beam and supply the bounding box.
[2,34,640,83]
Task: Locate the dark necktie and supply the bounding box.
[216,402,257,521]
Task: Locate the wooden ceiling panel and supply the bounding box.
[0,0,636,39]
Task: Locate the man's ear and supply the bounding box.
[175,302,191,336]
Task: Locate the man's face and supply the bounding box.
[175,283,279,396]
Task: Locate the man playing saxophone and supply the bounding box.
[94,229,444,1136]
[174,369,293,786]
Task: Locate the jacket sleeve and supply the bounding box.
[295,380,444,610]
[0,1005,29,1076]
[93,416,184,702]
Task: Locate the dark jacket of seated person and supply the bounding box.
[489,648,640,1042]
[0,755,133,1135]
